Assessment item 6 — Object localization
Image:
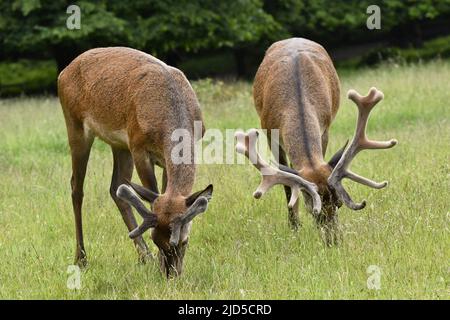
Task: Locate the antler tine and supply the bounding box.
[328,87,397,210]
[235,129,322,214]
[169,196,209,247]
[117,185,158,238]
[348,87,398,150]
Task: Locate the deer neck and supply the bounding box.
[162,132,196,196]
[164,162,196,196]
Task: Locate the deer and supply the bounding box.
[235,38,397,245]
[58,47,213,278]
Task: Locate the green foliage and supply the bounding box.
[384,0,449,21]
[0,0,128,56]
[362,35,450,65]
[0,0,278,60]
[180,52,237,79]
[37,2,128,46]
[0,59,57,96]
[4,0,449,59]
[266,0,450,44]
[127,0,280,55]
[1,0,450,94]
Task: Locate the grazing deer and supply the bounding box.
[236,38,397,244]
[58,47,213,277]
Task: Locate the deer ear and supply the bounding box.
[328,140,349,169]
[185,184,213,206]
[126,180,159,203]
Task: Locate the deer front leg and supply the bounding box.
[110,148,152,263]
[130,147,161,261]
[68,126,94,268]
[268,133,300,230]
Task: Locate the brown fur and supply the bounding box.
[58,47,205,271]
[253,38,341,236]
[254,38,340,173]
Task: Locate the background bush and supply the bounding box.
[362,35,450,66]
[0,60,57,97]
[1,0,450,95]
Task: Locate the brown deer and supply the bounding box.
[58,47,213,277]
[236,38,397,244]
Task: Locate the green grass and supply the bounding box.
[0,61,449,299]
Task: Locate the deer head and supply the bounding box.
[117,182,213,278]
[237,87,397,241]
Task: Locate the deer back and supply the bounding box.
[58,47,203,195]
[253,38,340,172]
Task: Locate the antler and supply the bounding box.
[235,129,322,214]
[328,87,397,210]
[169,196,209,246]
[116,184,158,238]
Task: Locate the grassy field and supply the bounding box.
[0,61,449,299]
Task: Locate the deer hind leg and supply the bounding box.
[161,168,168,194]
[321,128,329,157]
[131,148,159,194]
[110,147,152,262]
[67,123,94,267]
[268,132,300,230]
[128,146,161,249]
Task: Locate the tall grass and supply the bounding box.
[0,61,448,299]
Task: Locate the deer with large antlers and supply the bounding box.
[58,47,213,277]
[236,38,397,244]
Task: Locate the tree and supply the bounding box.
[0,0,130,72]
[264,0,450,47]
[0,0,280,73]
[114,0,281,73]
[1,0,450,80]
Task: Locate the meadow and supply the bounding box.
[0,61,448,299]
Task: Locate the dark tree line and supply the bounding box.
[1,0,450,75]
